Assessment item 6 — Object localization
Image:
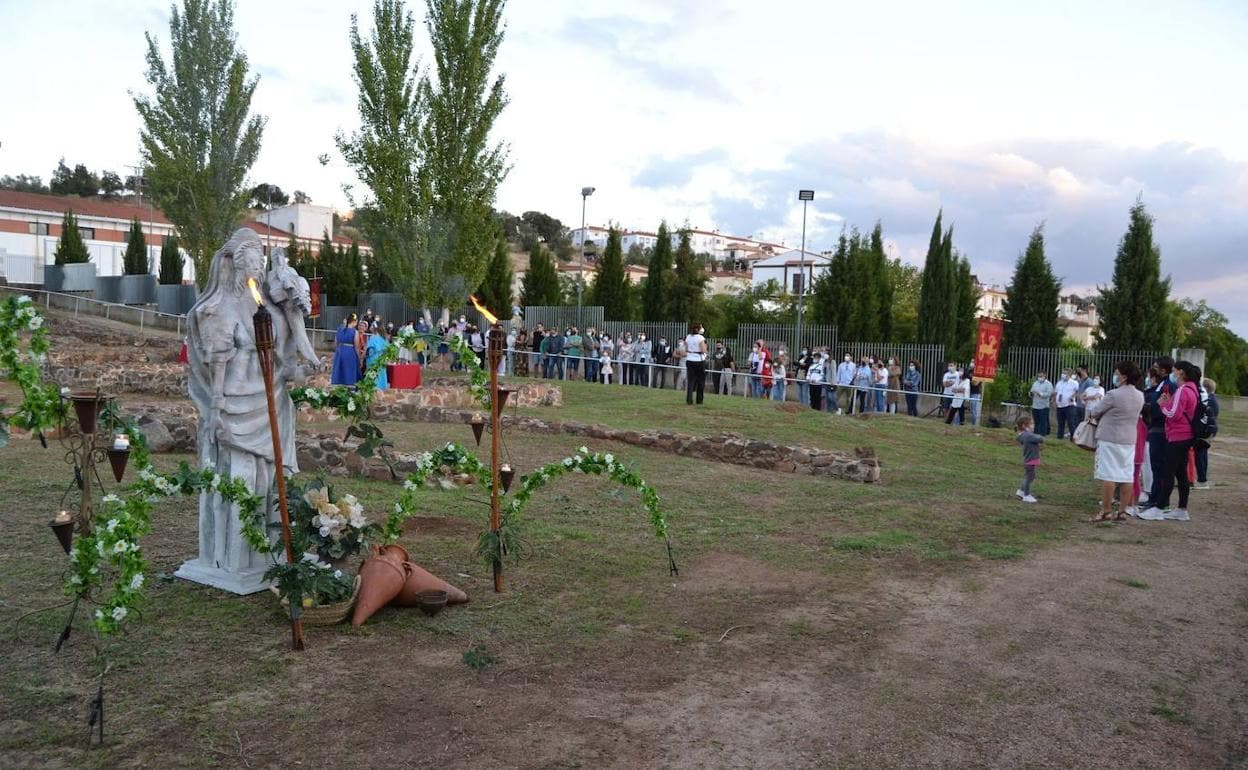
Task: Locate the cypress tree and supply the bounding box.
[322,232,352,305]
[54,210,90,265]
[642,221,672,321]
[812,227,850,331]
[348,239,365,302]
[916,210,947,344]
[589,226,629,320]
[1096,199,1172,351]
[123,218,148,275]
[478,229,514,319]
[158,235,183,284]
[1001,224,1063,350]
[668,229,707,322]
[951,256,979,361]
[520,243,560,307]
[284,231,302,274]
[869,222,894,340]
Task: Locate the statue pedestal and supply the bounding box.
[175,559,271,595]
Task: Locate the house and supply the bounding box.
[749,249,829,295]
[571,222,785,265]
[568,226,611,249]
[556,262,648,287]
[705,270,750,296]
[0,190,365,286]
[975,282,1008,319]
[621,230,659,252]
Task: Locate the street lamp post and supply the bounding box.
[795,189,814,354]
[578,186,595,320]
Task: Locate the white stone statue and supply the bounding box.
[176,229,320,594]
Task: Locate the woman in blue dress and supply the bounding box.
[364,325,390,390]
[330,314,360,386]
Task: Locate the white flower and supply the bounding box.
[16,294,32,306]
[604,454,614,465]
[403,479,418,492]
[69,548,79,563]
[210,473,222,490]
[202,458,215,471]
[111,606,128,622]
[349,512,367,529]
[129,573,145,590]
[105,519,119,532]
[112,540,129,554]
[70,574,83,585]
[28,315,43,331]
[579,446,589,454]
[394,502,403,514]
[102,494,120,504]
[95,609,104,620]
[562,458,574,467]
[96,540,106,557]
[333,570,343,579]
[346,398,357,413]
[319,526,331,537]
[139,468,156,482]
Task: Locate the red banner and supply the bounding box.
[309,278,322,319]
[973,317,1003,382]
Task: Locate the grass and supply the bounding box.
[1112,578,1150,589]
[0,351,1122,766]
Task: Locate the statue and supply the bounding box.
[175,229,321,594]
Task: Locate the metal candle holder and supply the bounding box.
[486,322,505,592]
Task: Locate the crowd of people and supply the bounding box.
[1016,356,1220,522]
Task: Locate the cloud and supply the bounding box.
[633,147,728,188]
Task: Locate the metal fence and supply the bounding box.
[1004,347,1167,382]
[521,305,604,332]
[735,323,836,363]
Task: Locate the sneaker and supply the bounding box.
[1021,495,1038,504]
[1137,506,1167,521]
[1015,489,1025,500]
[1163,508,1190,521]
[1193,482,1211,490]
[1125,506,1140,518]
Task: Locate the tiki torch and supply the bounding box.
[249,278,305,651]
[471,294,506,593]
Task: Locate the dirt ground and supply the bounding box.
[217,445,1243,770]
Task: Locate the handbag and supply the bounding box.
[1073,419,1098,451]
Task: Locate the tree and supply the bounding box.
[477,226,513,318]
[520,242,560,307]
[293,190,312,204]
[0,174,49,193]
[642,221,672,321]
[123,219,149,275]
[99,171,126,199]
[53,211,90,265]
[361,240,393,292]
[158,235,183,284]
[811,227,851,331]
[589,227,629,320]
[951,256,979,362]
[917,210,952,346]
[418,0,511,309]
[348,240,366,300]
[520,210,564,245]
[50,159,101,197]
[668,229,707,322]
[249,183,289,209]
[886,259,921,343]
[1096,198,1172,351]
[134,0,266,288]
[283,231,304,274]
[322,233,356,305]
[1172,299,1248,395]
[1001,224,1063,350]
[868,223,894,340]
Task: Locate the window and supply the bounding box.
[791,273,804,295]
[27,222,49,235]
[79,227,95,240]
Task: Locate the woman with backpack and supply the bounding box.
[1140,360,1200,521]
[1194,378,1220,490]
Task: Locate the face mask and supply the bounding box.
[908,365,916,371]
[1038,376,1046,382]
[1112,374,1121,386]
[1168,372,1177,384]
[948,367,956,373]
[1061,374,1069,381]
[1092,378,1101,386]
[844,356,851,362]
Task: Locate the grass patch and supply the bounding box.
[1112,578,1150,590]
[1149,703,1192,726]
[970,543,1025,560]
[830,530,917,553]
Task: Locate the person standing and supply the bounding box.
[807,352,827,411]
[772,355,788,401]
[886,357,902,414]
[1142,356,1176,507]
[794,348,813,405]
[598,332,615,384]
[1054,369,1080,441]
[1141,361,1200,521]
[674,337,687,391]
[514,328,530,376]
[684,323,708,405]
[854,357,874,413]
[1194,378,1220,490]
[1029,372,1054,436]
[717,342,735,395]
[331,314,361,386]
[711,340,727,394]
[1074,365,1092,425]
[941,363,959,418]
[872,361,889,413]
[1015,415,1044,503]
[635,332,652,387]
[1087,361,1146,521]
[364,325,390,390]
[653,335,672,388]
[945,370,970,425]
[354,318,369,378]
[583,327,600,383]
[617,333,634,386]
[565,326,583,379]
[836,354,856,414]
[903,360,922,417]
[530,323,545,378]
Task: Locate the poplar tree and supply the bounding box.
[123,219,148,275]
[1096,199,1172,351]
[53,211,90,265]
[477,227,514,318]
[589,227,629,320]
[642,221,672,321]
[134,0,265,287]
[520,243,560,307]
[668,229,707,322]
[1001,224,1063,350]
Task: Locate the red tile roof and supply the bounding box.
[0,189,172,224]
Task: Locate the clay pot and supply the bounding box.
[351,556,408,628]
[393,562,469,606]
[376,543,409,565]
[415,590,448,617]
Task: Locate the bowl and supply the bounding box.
[414,589,448,617]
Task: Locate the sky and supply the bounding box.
[1,0,1246,334]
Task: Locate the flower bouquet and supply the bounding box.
[290,477,376,567]
[269,553,360,626]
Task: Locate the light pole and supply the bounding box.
[578,186,595,318]
[795,189,814,354]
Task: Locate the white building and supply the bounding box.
[976,282,1008,319]
[621,230,659,252]
[568,226,610,249]
[258,202,334,241]
[750,249,829,295]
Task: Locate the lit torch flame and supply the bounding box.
[248,277,264,306]
[469,294,498,325]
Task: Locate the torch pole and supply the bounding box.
[487,322,505,592]
[253,304,305,651]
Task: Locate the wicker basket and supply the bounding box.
[271,576,361,626]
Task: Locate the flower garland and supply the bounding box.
[0,294,61,445]
[386,444,677,575]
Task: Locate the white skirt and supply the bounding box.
[1094,441,1135,483]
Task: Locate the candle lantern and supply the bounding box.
[70,391,104,435]
[470,414,485,446]
[50,511,74,553]
[499,464,515,494]
[106,448,130,483]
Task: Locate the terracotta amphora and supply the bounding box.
[351,550,409,627]
[393,561,469,606]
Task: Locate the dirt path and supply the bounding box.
[382,450,1247,769]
